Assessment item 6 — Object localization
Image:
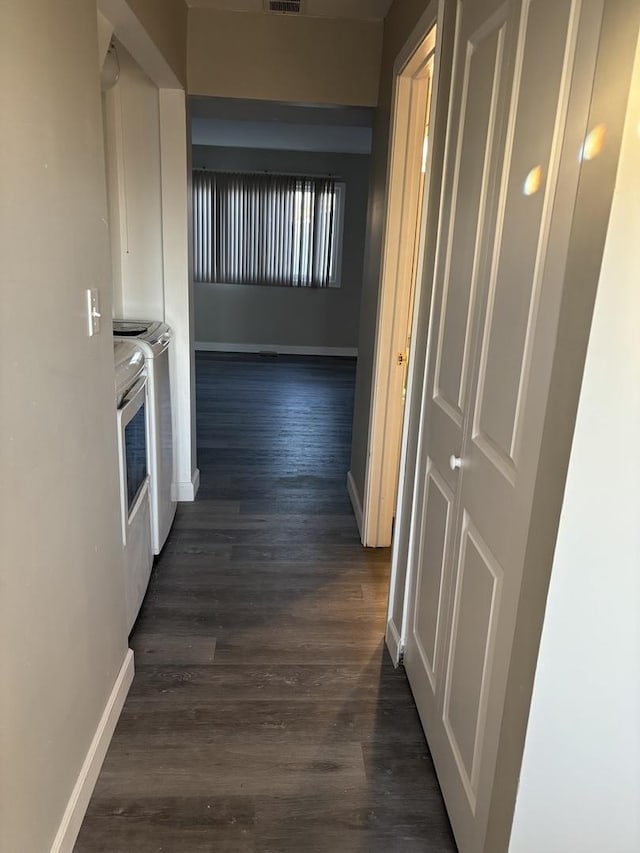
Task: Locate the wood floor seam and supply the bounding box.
[75,354,456,853]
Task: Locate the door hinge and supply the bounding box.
[397,351,408,366]
[398,643,406,665]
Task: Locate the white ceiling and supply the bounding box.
[185,0,394,22]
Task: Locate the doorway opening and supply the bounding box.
[187,97,375,486]
[360,15,439,548]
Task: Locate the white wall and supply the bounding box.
[98,0,185,88]
[103,34,198,499]
[104,42,164,320]
[160,89,199,498]
[508,30,640,853]
[0,2,130,850]
[97,10,114,64]
[188,8,383,106]
[125,0,187,86]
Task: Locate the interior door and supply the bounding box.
[401,55,435,402]
[394,56,436,513]
[403,0,586,849]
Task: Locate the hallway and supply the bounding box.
[75,353,456,852]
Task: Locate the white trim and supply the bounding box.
[159,89,198,534]
[97,12,114,69]
[50,649,134,853]
[386,0,453,671]
[396,0,442,74]
[172,467,200,502]
[385,617,403,666]
[97,0,182,89]
[195,342,358,358]
[362,3,440,548]
[346,470,364,538]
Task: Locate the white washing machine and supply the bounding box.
[113,319,177,554]
[113,341,153,632]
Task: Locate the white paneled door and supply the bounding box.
[403,0,588,850]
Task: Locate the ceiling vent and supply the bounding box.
[266,1,302,13]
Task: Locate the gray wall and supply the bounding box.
[193,145,371,351]
[0,2,129,849]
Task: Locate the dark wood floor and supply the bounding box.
[75,353,456,853]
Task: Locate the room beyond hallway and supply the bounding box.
[74,353,456,852]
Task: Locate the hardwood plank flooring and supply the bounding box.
[75,353,456,853]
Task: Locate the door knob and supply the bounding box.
[449,454,462,470]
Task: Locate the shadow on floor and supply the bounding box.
[74,353,456,852]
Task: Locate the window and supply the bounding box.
[193,170,344,287]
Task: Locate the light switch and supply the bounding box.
[86,288,101,336]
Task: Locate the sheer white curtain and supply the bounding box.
[193,171,337,287]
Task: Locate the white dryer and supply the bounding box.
[113,319,177,554]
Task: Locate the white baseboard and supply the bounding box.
[346,470,364,540]
[195,341,358,358]
[385,618,402,667]
[51,649,134,853]
[172,467,200,502]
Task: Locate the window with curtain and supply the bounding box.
[192,170,344,287]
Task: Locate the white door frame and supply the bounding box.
[361,1,442,548]
[384,0,457,661]
[99,0,199,503]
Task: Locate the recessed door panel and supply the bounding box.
[413,466,453,689]
[434,15,506,415]
[443,517,503,807]
[474,0,574,466]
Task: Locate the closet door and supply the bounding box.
[403,0,588,849]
